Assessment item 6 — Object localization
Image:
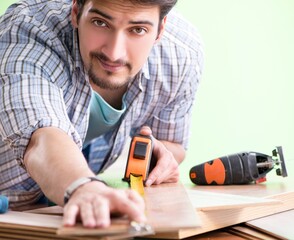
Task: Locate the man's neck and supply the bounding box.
[90,83,127,110]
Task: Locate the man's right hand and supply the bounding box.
[62,180,146,228]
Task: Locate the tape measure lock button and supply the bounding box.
[134,141,148,160]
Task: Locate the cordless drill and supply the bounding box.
[190,146,288,185]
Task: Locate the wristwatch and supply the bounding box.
[64,176,106,204]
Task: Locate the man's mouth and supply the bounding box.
[94,54,127,73]
[99,59,126,73]
[91,52,131,74]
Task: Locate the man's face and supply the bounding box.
[71,0,165,90]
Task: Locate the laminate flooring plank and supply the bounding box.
[228,225,278,240]
[144,182,201,231]
[187,190,280,211]
[149,191,294,239]
[58,182,200,237]
[0,211,136,239]
[246,209,294,240]
[3,185,292,239]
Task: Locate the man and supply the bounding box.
[0,0,203,228]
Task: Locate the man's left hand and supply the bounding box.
[139,126,183,187]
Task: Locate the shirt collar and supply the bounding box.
[141,60,150,80]
[72,29,85,74]
[133,60,150,91]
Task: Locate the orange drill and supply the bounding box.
[190,146,288,185]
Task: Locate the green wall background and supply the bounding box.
[1,1,293,183]
[175,1,294,183]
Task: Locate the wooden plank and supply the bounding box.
[27,205,146,238]
[0,228,83,240]
[0,182,199,239]
[246,209,294,240]
[180,230,248,240]
[187,190,280,211]
[0,211,62,229]
[58,182,200,236]
[2,190,292,240]
[1,184,292,239]
[148,161,294,239]
[150,190,294,239]
[0,211,148,239]
[227,225,278,240]
[144,182,201,231]
[26,205,63,215]
[27,183,201,232]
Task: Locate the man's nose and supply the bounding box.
[101,31,127,62]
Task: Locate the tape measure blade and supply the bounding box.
[130,174,145,196]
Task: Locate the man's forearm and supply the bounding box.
[24,127,94,206]
[161,140,186,164]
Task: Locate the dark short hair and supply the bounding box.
[76,0,177,21]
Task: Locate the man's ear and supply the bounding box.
[155,16,167,43]
[71,0,79,28]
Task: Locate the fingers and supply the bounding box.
[146,157,179,186]
[79,202,97,227]
[63,204,79,226]
[109,189,146,223]
[139,126,152,136]
[63,197,110,228]
[145,140,180,187]
[78,199,111,228]
[62,186,146,228]
[93,199,110,227]
[125,189,145,212]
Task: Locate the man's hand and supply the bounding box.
[139,126,185,187]
[63,181,146,228]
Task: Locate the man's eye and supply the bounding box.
[132,27,147,35]
[93,20,107,27]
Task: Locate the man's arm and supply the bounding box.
[24,127,94,205]
[161,140,186,164]
[24,127,146,227]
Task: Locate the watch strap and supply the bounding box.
[64,176,106,204]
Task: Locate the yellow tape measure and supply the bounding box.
[124,135,154,197]
[130,174,145,196]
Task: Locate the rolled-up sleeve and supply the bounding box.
[0,16,84,167]
[0,73,82,167]
[150,59,202,149]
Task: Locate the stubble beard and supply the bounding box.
[88,52,133,90]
